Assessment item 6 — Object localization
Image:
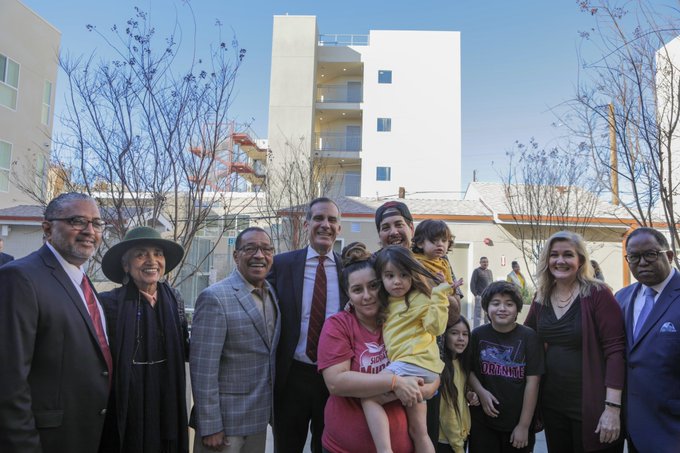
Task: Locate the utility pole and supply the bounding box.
[609,102,620,205]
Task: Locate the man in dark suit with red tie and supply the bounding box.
[267,197,348,453]
[0,192,111,453]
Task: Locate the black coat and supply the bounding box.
[98,281,189,453]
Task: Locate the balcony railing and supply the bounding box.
[318,34,369,46]
[314,132,362,152]
[316,84,363,103]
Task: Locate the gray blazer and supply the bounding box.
[190,270,281,438]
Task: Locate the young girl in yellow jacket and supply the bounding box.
[362,246,457,453]
[438,316,475,453]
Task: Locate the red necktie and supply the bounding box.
[306,255,327,362]
[81,275,113,386]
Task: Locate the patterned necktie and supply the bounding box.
[81,275,113,386]
[634,287,657,340]
[306,255,327,362]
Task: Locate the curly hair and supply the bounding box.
[412,219,454,254]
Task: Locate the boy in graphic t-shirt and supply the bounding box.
[468,281,544,453]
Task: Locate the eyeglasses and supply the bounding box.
[47,216,107,232]
[237,244,275,256]
[624,250,670,264]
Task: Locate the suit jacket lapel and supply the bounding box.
[626,284,641,349]
[636,271,680,345]
[231,273,270,347]
[39,246,100,342]
[266,281,281,349]
[292,248,307,327]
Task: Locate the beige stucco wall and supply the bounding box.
[336,217,630,308]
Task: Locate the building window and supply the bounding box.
[41,81,52,125]
[35,153,46,198]
[0,141,11,192]
[0,54,19,110]
[377,118,391,132]
[378,70,392,84]
[376,166,391,181]
[199,215,221,237]
[344,171,360,196]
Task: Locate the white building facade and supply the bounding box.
[0,0,60,258]
[267,15,461,200]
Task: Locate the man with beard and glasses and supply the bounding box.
[0,192,110,453]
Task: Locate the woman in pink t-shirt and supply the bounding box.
[318,242,438,453]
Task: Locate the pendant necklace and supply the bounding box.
[555,286,577,309]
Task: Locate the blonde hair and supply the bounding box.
[535,230,603,304]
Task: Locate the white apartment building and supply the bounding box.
[656,36,680,199]
[0,0,60,258]
[267,15,461,200]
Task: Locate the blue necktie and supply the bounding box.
[634,287,656,340]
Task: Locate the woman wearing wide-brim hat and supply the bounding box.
[98,226,189,453]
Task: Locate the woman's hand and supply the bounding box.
[420,377,441,400]
[478,388,500,417]
[393,375,424,407]
[466,390,480,406]
[510,423,530,449]
[595,406,621,443]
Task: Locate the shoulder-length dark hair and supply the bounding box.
[440,316,472,420]
[374,245,437,309]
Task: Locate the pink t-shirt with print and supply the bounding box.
[318,310,413,453]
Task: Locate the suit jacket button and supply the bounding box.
[102,371,109,376]
[99,409,107,415]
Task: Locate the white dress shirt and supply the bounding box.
[294,247,340,364]
[45,241,108,342]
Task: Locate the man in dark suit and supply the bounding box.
[268,197,347,453]
[615,227,680,453]
[0,238,14,266]
[0,192,111,453]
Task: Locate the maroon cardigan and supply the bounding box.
[525,285,626,452]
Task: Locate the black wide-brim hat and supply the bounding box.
[101,226,185,284]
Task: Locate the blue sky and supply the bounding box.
[20,0,636,187]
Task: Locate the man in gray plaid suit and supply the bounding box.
[191,227,280,453]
